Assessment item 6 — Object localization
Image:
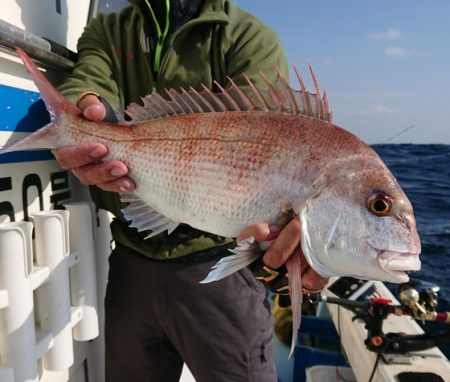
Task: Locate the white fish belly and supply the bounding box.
[116,139,298,238]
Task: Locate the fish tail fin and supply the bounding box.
[285,249,303,358]
[0,48,82,155]
[0,123,60,154]
[16,47,80,120]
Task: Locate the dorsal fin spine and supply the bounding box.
[141,97,159,118]
[201,84,227,112]
[166,89,187,114]
[155,93,177,115]
[243,73,269,111]
[146,95,169,117]
[259,71,285,112]
[182,88,203,113]
[213,80,240,111]
[277,67,299,114]
[189,86,215,112]
[293,65,312,116]
[174,89,194,113]
[323,90,331,122]
[308,62,323,120]
[226,76,255,111]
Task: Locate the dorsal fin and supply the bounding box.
[125,65,332,123]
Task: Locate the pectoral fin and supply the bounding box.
[200,236,262,283]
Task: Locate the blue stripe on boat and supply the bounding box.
[0,84,50,132]
[0,151,54,164]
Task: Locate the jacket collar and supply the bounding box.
[128,0,229,27]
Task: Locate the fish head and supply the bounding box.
[300,155,421,283]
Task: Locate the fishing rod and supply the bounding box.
[382,124,416,143]
[322,296,450,324]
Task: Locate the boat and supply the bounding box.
[1,1,450,381]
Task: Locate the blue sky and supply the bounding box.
[237,0,450,144]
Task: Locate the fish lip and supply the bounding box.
[377,250,421,282]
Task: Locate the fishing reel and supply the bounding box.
[397,279,440,321]
[321,278,450,354]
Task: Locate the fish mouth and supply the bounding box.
[377,250,421,282]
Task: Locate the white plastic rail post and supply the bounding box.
[0,221,38,382]
[66,203,99,341]
[32,210,74,371]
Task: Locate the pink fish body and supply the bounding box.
[2,49,421,355]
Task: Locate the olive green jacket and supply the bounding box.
[59,0,288,259]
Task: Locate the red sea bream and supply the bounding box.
[1,48,421,355]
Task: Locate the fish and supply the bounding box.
[1,48,421,356]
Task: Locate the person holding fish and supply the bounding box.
[0,0,413,380]
[0,0,421,380]
[49,0,328,380]
[2,0,422,379]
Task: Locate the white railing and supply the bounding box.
[0,204,100,382]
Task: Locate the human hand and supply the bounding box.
[52,94,135,193]
[238,219,329,292]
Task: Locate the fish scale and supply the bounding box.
[1,48,422,357]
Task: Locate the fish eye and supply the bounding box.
[367,193,393,216]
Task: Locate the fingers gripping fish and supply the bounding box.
[1,48,421,357]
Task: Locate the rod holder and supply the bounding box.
[32,210,74,371]
[66,203,99,341]
[0,221,38,382]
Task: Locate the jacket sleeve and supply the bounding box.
[58,15,122,109]
[223,6,289,89]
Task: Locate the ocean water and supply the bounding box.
[373,144,450,357]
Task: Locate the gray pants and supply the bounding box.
[105,244,277,382]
